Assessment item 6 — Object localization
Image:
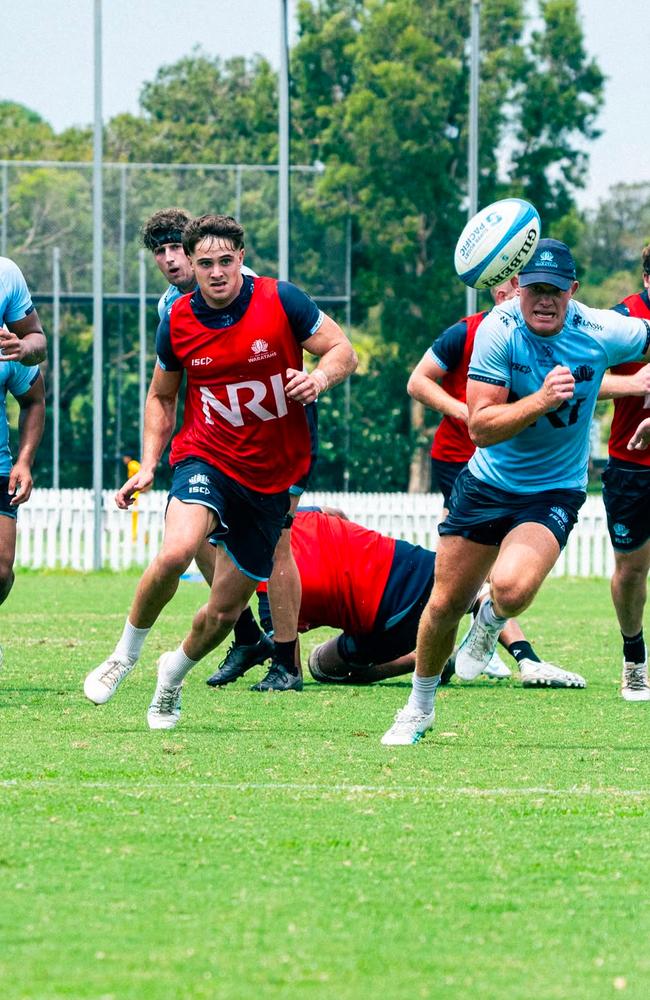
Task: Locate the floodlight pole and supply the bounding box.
[278,0,290,280]
[466,0,480,315]
[52,247,61,490]
[92,0,104,569]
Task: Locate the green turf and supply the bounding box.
[2,572,649,999]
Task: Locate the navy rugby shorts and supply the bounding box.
[168,458,289,581]
[439,467,585,550]
[0,477,18,520]
[602,458,650,552]
[430,458,468,507]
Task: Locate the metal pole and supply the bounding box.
[52,247,61,489]
[92,0,104,569]
[235,165,242,221]
[278,0,290,280]
[343,214,352,493]
[115,163,127,486]
[138,249,147,446]
[466,0,480,315]
[1,163,7,257]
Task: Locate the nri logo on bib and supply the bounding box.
[200,374,288,427]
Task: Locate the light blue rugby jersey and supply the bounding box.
[467,297,650,493]
[0,258,40,474]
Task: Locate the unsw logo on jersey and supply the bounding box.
[201,374,288,428]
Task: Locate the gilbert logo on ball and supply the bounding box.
[454,198,541,289]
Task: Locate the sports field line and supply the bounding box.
[2,779,650,798]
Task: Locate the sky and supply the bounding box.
[0,0,646,209]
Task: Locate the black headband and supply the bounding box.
[150,229,183,249]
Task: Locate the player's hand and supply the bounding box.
[539,365,575,411]
[453,401,469,424]
[626,363,650,397]
[627,416,650,452]
[0,327,27,362]
[8,460,33,506]
[115,468,154,509]
[284,367,327,405]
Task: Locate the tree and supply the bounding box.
[291,0,605,488]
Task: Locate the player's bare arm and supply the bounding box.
[599,363,650,400]
[10,374,46,506]
[468,365,575,448]
[407,352,469,423]
[116,366,182,509]
[285,314,357,404]
[1,311,47,365]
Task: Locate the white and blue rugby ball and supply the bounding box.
[454,198,541,289]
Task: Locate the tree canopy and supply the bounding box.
[3,0,633,491]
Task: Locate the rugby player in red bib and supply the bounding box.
[407,277,581,689]
[599,244,650,700]
[84,214,357,728]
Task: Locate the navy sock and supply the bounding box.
[622,630,645,665]
[507,640,540,664]
[274,639,298,674]
[233,607,262,646]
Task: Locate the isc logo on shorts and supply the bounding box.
[200,374,288,428]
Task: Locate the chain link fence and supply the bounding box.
[1,160,351,490]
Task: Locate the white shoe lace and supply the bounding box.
[99,657,131,689]
[152,685,181,715]
[463,618,498,665]
[624,664,649,691]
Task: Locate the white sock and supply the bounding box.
[115,620,150,663]
[158,645,198,687]
[478,598,508,632]
[407,672,440,715]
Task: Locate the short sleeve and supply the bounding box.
[577,305,650,367]
[467,312,511,387]
[0,259,34,324]
[277,281,323,342]
[7,362,40,399]
[430,320,468,371]
[155,311,182,372]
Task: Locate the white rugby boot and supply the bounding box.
[381,705,435,746]
[519,658,586,689]
[621,660,650,702]
[84,654,135,704]
[482,648,512,680]
[147,653,183,729]
[455,614,501,680]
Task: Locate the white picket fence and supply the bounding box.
[15,489,617,578]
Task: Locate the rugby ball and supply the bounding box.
[454,198,541,289]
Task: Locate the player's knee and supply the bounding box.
[490,576,532,617]
[614,559,649,590]
[0,566,15,604]
[204,604,241,635]
[156,544,196,579]
[425,590,467,627]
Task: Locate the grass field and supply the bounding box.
[2,571,649,999]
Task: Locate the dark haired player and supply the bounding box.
[0,256,46,666]
[84,214,356,727]
[599,245,650,700]
[382,238,650,746]
[140,207,256,321]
